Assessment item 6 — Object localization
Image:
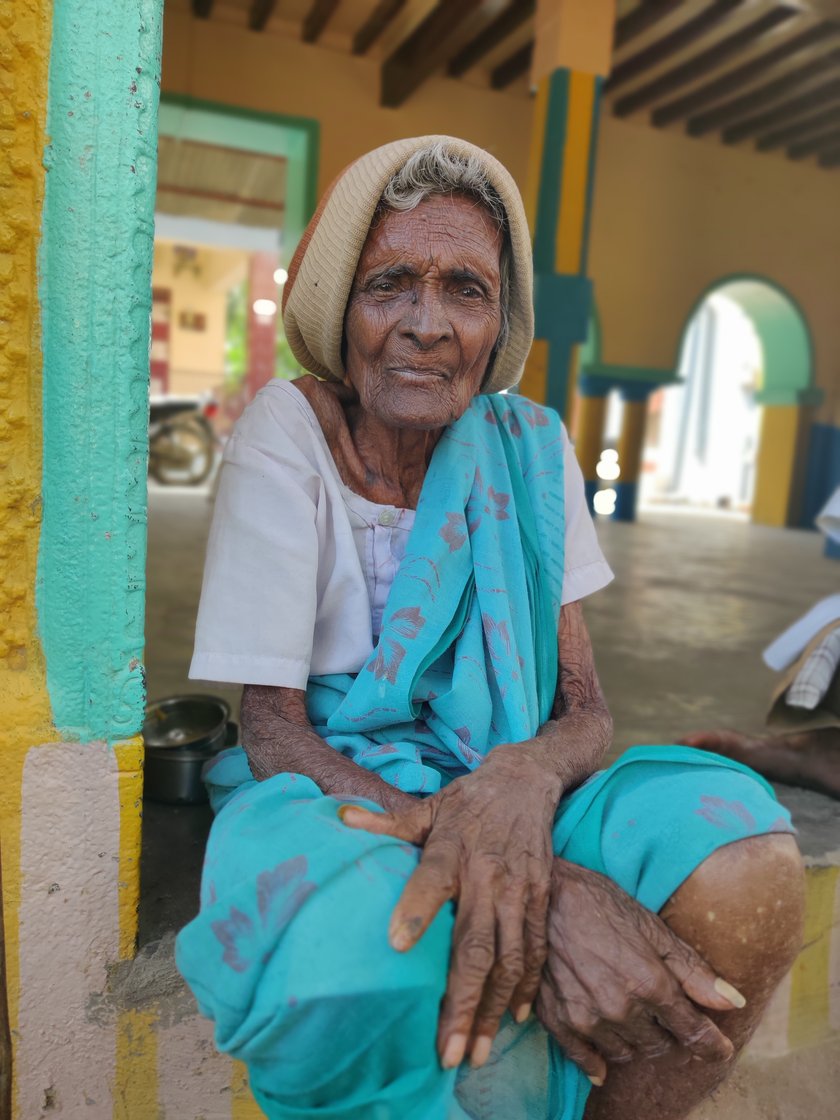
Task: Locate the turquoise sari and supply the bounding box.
[176,393,793,1119]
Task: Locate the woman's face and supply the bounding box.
[344,193,504,430]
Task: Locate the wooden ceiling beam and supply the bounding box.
[192,0,215,17]
[787,126,840,160]
[614,7,799,118]
[614,0,688,51]
[380,0,483,108]
[448,0,535,77]
[756,106,840,151]
[652,23,837,127]
[302,0,340,43]
[353,0,408,55]
[606,0,747,94]
[688,48,840,135]
[249,0,277,32]
[490,41,533,89]
[721,77,840,143]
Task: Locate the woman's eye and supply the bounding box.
[371,279,397,294]
[459,285,482,298]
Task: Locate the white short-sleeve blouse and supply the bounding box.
[190,380,613,689]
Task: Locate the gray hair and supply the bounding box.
[376,142,512,359]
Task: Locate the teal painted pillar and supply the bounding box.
[38,0,164,740]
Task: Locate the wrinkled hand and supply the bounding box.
[536,860,745,1085]
[340,747,561,1070]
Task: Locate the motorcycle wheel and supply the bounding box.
[149,416,215,486]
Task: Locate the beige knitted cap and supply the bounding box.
[281,135,534,394]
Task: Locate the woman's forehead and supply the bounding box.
[359,195,503,274]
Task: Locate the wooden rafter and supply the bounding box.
[606,0,747,93]
[303,0,340,43]
[380,0,483,108]
[756,106,840,151]
[448,0,535,77]
[614,0,688,51]
[249,0,276,32]
[192,0,215,17]
[721,77,840,144]
[353,0,408,55]
[652,23,837,127]
[788,126,840,160]
[614,7,799,118]
[490,41,533,89]
[688,49,840,135]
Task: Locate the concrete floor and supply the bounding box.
[142,484,840,1115]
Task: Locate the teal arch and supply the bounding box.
[676,274,816,406]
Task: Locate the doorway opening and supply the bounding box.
[141,98,318,944]
[640,276,813,521]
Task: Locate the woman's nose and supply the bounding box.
[399,288,452,348]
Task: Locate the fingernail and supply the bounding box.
[714,978,747,1009]
[389,922,414,952]
[588,1075,605,1087]
[442,1032,468,1070]
[470,1035,493,1068]
[514,1003,532,1024]
[338,805,366,825]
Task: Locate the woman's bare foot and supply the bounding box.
[680,728,840,800]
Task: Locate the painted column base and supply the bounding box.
[613,480,638,522]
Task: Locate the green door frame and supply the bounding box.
[157,94,320,259]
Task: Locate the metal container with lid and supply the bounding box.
[142,694,237,804]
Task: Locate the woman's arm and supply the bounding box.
[488,599,613,794]
[240,683,416,814]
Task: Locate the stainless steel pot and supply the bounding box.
[142,695,237,805]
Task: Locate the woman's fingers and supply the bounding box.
[643,911,747,1014]
[653,992,735,1063]
[338,799,433,846]
[469,897,528,1062]
[546,1023,609,1086]
[437,892,497,1068]
[388,836,460,952]
[508,878,550,1022]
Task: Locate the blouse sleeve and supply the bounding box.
[189,397,321,690]
[560,423,614,605]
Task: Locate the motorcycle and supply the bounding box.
[148,396,219,486]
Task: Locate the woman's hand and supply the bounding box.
[536,860,745,1085]
[340,746,562,1070]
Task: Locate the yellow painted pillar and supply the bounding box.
[752,402,812,528]
[521,0,615,417]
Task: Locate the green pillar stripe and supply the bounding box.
[533,67,570,274]
[579,75,603,275]
[38,0,164,741]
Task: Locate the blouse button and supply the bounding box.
[378,509,396,526]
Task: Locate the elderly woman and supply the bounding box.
[177,137,804,1120]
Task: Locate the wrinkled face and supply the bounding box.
[344,193,504,430]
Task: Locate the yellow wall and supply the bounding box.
[0,2,54,1090]
[161,5,839,424]
[588,116,840,425]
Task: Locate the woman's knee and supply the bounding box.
[661,833,805,1016]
